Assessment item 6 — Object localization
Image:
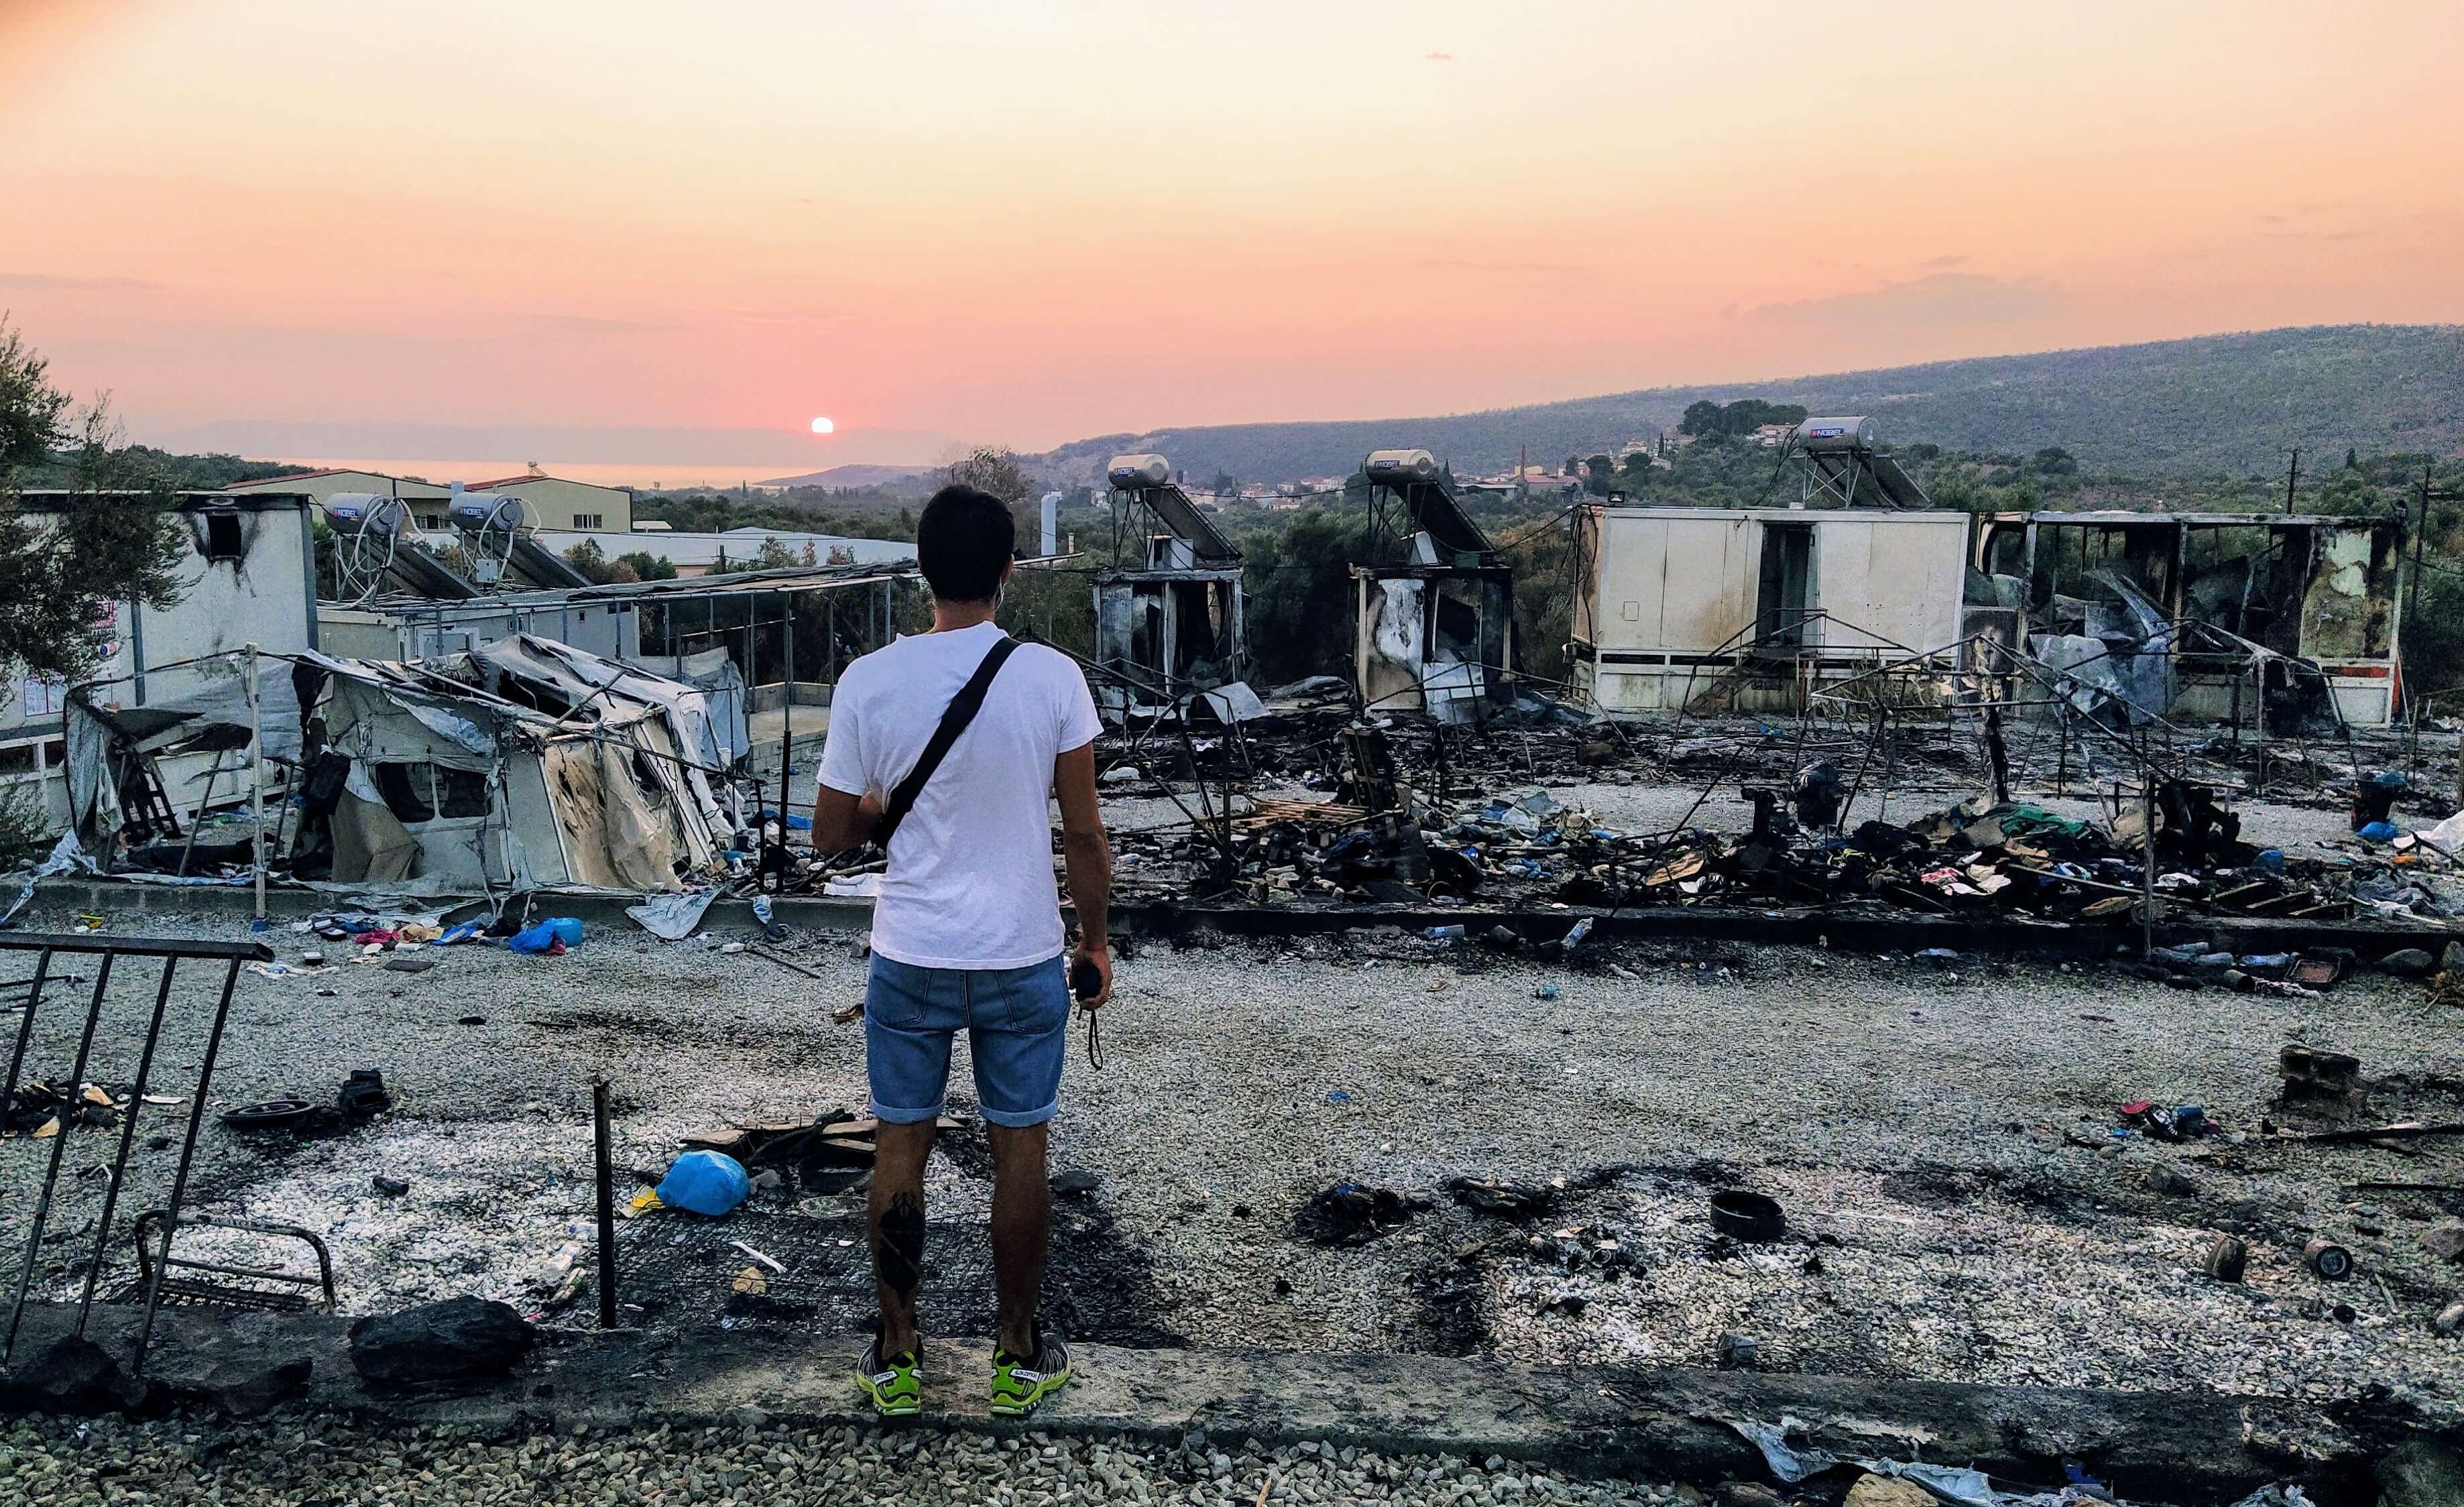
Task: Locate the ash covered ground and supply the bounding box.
[6,839,2463,1419]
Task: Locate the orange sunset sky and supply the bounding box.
[3,0,2459,470]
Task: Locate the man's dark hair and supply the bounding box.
[915,484,1015,603]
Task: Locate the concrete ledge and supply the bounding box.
[8,1303,2431,1503]
[18,878,876,937]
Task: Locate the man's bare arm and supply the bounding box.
[811,785,882,855]
[1051,742,1112,1006]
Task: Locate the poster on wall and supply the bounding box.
[19,678,66,718]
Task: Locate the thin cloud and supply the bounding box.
[1916,254,1968,271]
[0,270,160,290]
[1425,52,1452,61]
[1743,272,2067,330]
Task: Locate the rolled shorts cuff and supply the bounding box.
[868,1095,946,1126]
[979,1097,1057,1130]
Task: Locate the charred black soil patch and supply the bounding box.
[603,1195,1183,1349]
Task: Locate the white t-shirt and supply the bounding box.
[817,622,1104,970]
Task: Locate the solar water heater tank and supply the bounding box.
[1364,448,1440,483]
[1796,417,1879,453]
[322,493,408,536]
[1107,454,1171,488]
[450,491,528,532]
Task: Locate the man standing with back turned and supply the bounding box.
[811,483,1112,1419]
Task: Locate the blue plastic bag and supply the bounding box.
[508,916,583,954]
[2357,821,2398,843]
[656,1150,750,1217]
[507,923,561,955]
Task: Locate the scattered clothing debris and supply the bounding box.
[2117,1101,2218,1141]
[626,888,718,941]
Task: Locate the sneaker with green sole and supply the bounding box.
[856,1335,922,1416]
[990,1325,1071,1416]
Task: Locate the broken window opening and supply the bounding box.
[373,764,433,823]
[2180,526,2281,642]
[1430,581,1484,668]
[373,763,487,824]
[1981,523,2027,579]
[203,512,244,562]
[435,768,488,818]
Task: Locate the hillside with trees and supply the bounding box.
[1029,324,2464,487]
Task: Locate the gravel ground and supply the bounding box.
[5,894,2463,1414]
[0,1413,1692,1506]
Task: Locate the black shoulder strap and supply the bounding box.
[873,635,1020,849]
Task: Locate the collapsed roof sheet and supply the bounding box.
[64,656,304,842]
[469,632,742,789]
[306,640,729,893]
[66,637,739,896]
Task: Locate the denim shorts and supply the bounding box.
[864,953,1070,1128]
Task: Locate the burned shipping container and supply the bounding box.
[1094,454,1249,708]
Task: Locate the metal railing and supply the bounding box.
[1,930,271,1372]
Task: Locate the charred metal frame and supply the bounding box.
[1350,564,1521,721]
[1354,461,1519,720]
[1,930,271,1373]
[1093,568,1249,701]
[1096,474,1250,701]
[1974,510,2406,728]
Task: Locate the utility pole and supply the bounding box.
[245,642,265,928]
[2406,459,2462,728]
[2283,447,2300,514]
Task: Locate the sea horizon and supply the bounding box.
[256,456,932,493]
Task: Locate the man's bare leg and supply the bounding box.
[869,1120,936,1356]
[987,1122,1050,1356]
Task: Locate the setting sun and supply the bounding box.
[809,416,835,435]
